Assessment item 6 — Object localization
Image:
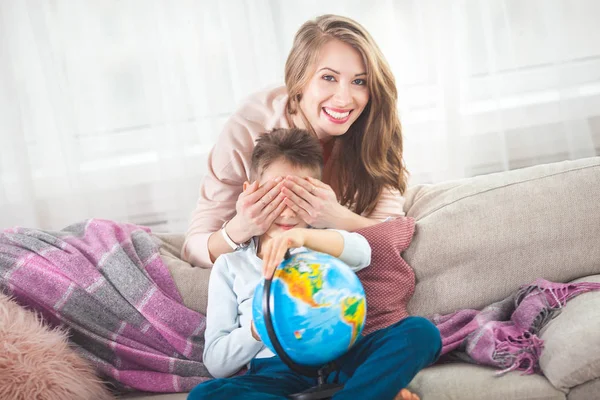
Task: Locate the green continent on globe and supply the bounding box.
[274,262,329,308]
[341,296,366,346]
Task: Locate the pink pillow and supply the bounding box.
[356,217,416,335]
[0,293,114,400]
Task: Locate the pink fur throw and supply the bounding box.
[0,292,113,400]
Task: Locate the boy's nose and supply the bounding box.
[280,204,296,218]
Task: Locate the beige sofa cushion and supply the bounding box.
[539,274,600,391]
[152,232,211,315]
[407,363,565,400]
[567,378,600,400]
[403,157,600,317]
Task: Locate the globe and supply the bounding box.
[252,249,367,367]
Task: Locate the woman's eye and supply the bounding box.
[353,78,366,86]
[322,75,336,82]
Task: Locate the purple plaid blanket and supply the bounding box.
[0,219,211,393]
[431,278,600,375]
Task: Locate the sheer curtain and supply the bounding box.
[1,0,599,231]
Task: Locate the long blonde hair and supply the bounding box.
[285,14,407,216]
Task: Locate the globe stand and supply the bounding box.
[262,255,344,400]
[287,365,342,400]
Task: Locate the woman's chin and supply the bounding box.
[316,120,353,137]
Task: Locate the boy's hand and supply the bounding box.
[262,228,307,278]
[250,320,261,341]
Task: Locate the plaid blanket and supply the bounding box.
[431,278,600,375]
[0,219,210,393]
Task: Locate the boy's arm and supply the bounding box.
[325,229,371,270]
[203,257,264,378]
[262,228,371,278]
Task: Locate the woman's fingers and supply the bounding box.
[258,192,285,218]
[283,176,318,202]
[306,176,330,190]
[246,178,282,208]
[264,198,287,229]
[282,185,315,226]
[284,198,311,222]
[247,184,282,221]
[282,186,313,213]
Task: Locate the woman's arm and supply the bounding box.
[183,87,291,267]
[182,117,248,267]
[183,120,283,267]
[328,204,380,231]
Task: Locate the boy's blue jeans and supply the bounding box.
[188,316,441,400]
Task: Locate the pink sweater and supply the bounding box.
[183,86,406,267]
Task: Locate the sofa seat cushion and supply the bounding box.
[539,274,600,391]
[567,378,600,400]
[403,157,600,317]
[407,363,565,400]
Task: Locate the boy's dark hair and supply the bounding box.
[251,128,323,179]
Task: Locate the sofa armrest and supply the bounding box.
[539,274,600,391]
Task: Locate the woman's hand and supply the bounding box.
[227,178,287,244]
[261,228,308,278]
[282,176,346,228]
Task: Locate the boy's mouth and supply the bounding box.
[275,223,296,231]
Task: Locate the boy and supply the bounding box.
[189,129,440,400]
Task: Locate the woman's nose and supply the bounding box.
[332,83,352,106]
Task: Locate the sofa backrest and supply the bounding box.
[403,156,600,317]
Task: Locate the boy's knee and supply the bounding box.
[403,316,442,360]
[406,316,440,338]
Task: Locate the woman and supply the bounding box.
[183,14,407,269]
[185,15,434,399]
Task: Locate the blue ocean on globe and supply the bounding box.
[252,249,367,367]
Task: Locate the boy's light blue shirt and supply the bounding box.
[203,229,372,378]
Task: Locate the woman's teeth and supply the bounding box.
[324,108,350,119]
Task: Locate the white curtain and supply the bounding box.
[1,0,599,231]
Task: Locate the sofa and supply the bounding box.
[122,156,600,400]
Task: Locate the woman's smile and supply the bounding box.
[322,107,353,124]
